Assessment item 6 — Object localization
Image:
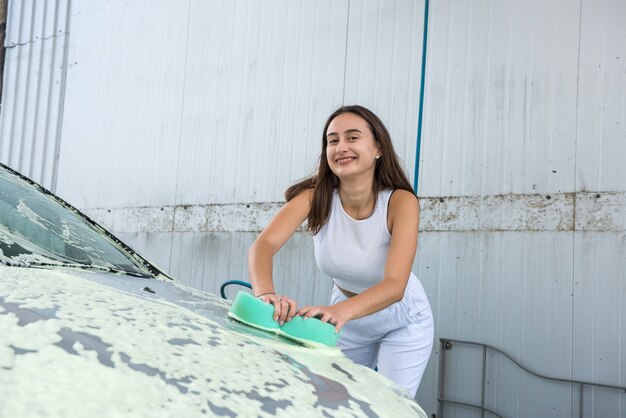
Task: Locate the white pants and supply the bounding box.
[330,276,434,397]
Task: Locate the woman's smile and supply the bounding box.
[335,156,357,165]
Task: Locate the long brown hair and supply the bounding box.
[285,105,416,234]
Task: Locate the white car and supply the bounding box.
[0,163,427,418]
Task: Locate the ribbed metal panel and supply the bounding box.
[0,0,70,191]
[56,0,424,209]
[56,0,191,207]
[573,231,625,418]
[171,0,349,206]
[416,0,626,416]
[576,0,626,193]
[419,0,579,198]
[343,0,424,172]
[573,2,626,417]
[57,0,343,208]
[417,232,576,417]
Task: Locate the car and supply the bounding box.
[0,162,427,418]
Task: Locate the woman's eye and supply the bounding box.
[328,139,339,145]
[348,136,358,141]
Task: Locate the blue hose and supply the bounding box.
[220,280,252,299]
[413,0,430,194]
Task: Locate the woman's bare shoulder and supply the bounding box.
[291,187,314,203]
[389,189,418,209]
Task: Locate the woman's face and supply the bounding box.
[325,112,381,181]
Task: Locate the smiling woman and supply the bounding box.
[248,105,434,398]
[325,114,381,185]
[0,161,427,417]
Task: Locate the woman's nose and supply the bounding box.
[336,138,348,151]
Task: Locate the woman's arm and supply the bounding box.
[248,188,313,324]
[297,189,419,331]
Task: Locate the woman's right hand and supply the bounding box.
[248,189,311,326]
[257,293,298,326]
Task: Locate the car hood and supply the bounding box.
[0,266,426,418]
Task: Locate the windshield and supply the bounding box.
[0,166,153,277]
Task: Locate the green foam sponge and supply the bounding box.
[228,291,339,348]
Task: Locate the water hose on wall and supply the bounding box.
[414,0,430,194]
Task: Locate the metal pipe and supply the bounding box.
[436,398,504,418]
[437,338,626,418]
[437,339,447,418]
[439,338,626,391]
[579,383,583,418]
[413,0,430,193]
[481,345,487,418]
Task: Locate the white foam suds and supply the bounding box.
[0,267,426,418]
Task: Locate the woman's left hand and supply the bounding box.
[296,304,350,333]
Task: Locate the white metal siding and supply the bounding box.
[344,0,424,171]
[0,0,70,190]
[419,0,580,198]
[418,0,625,416]
[57,0,423,209]
[573,2,626,417]
[57,0,190,208]
[576,0,626,193]
[54,0,334,207]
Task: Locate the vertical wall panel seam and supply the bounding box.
[571,0,584,387]
[623,0,626,193]
[5,0,22,162]
[372,0,380,100]
[480,0,494,221]
[170,0,193,270]
[50,0,71,193]
[41,0,58,182]
[439,2,453,197]
[304,2,318,185]
[234,2,253,203]
[17,1,35,169]
[460,2,472,196]
[524,1,535,189]
[597,1,606,187]
[477,0,494,344]
[398,0,410,160]
[210,1,226,205]
[390,0,399,130]
[30,0,47,177]
[341,0,350,104]
[502,0,514,196]
[40,0,53,182]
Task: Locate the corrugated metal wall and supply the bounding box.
[1,0,624,417]
[572,0,625,416]
[417,0,625,417]
[56,0,422,209]
[52,0,425,306]
[0,0,70,191]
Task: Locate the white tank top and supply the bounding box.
[313,189,395,293]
